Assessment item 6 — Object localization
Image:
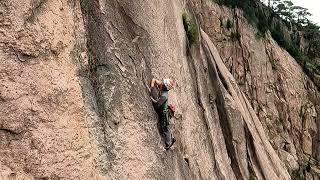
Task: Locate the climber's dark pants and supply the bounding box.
[159,109,172,148]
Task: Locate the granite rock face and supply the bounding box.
[0,0,101,179]
[0,0,319,179]
[189,1,319,178]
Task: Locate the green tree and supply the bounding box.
[296,7,311,25]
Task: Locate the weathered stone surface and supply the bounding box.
[0,0,102,179]
[189,0,320,177]
[0,0,319,179]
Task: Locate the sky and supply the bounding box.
[290,0,320,25]
[262,0,320,25]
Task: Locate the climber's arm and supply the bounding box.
[151,78,162,88]
[150,97,158,103]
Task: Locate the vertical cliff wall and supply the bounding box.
[0,0,319,179]
[0,0,103,179]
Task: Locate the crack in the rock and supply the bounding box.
[0,128,20,135]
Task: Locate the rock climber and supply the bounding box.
[149,78,176,150]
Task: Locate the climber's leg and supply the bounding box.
[163,126,176,150]
[163,126,172,148]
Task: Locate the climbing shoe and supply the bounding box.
[165,138,176,150]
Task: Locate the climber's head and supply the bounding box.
[163,79,176,91]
